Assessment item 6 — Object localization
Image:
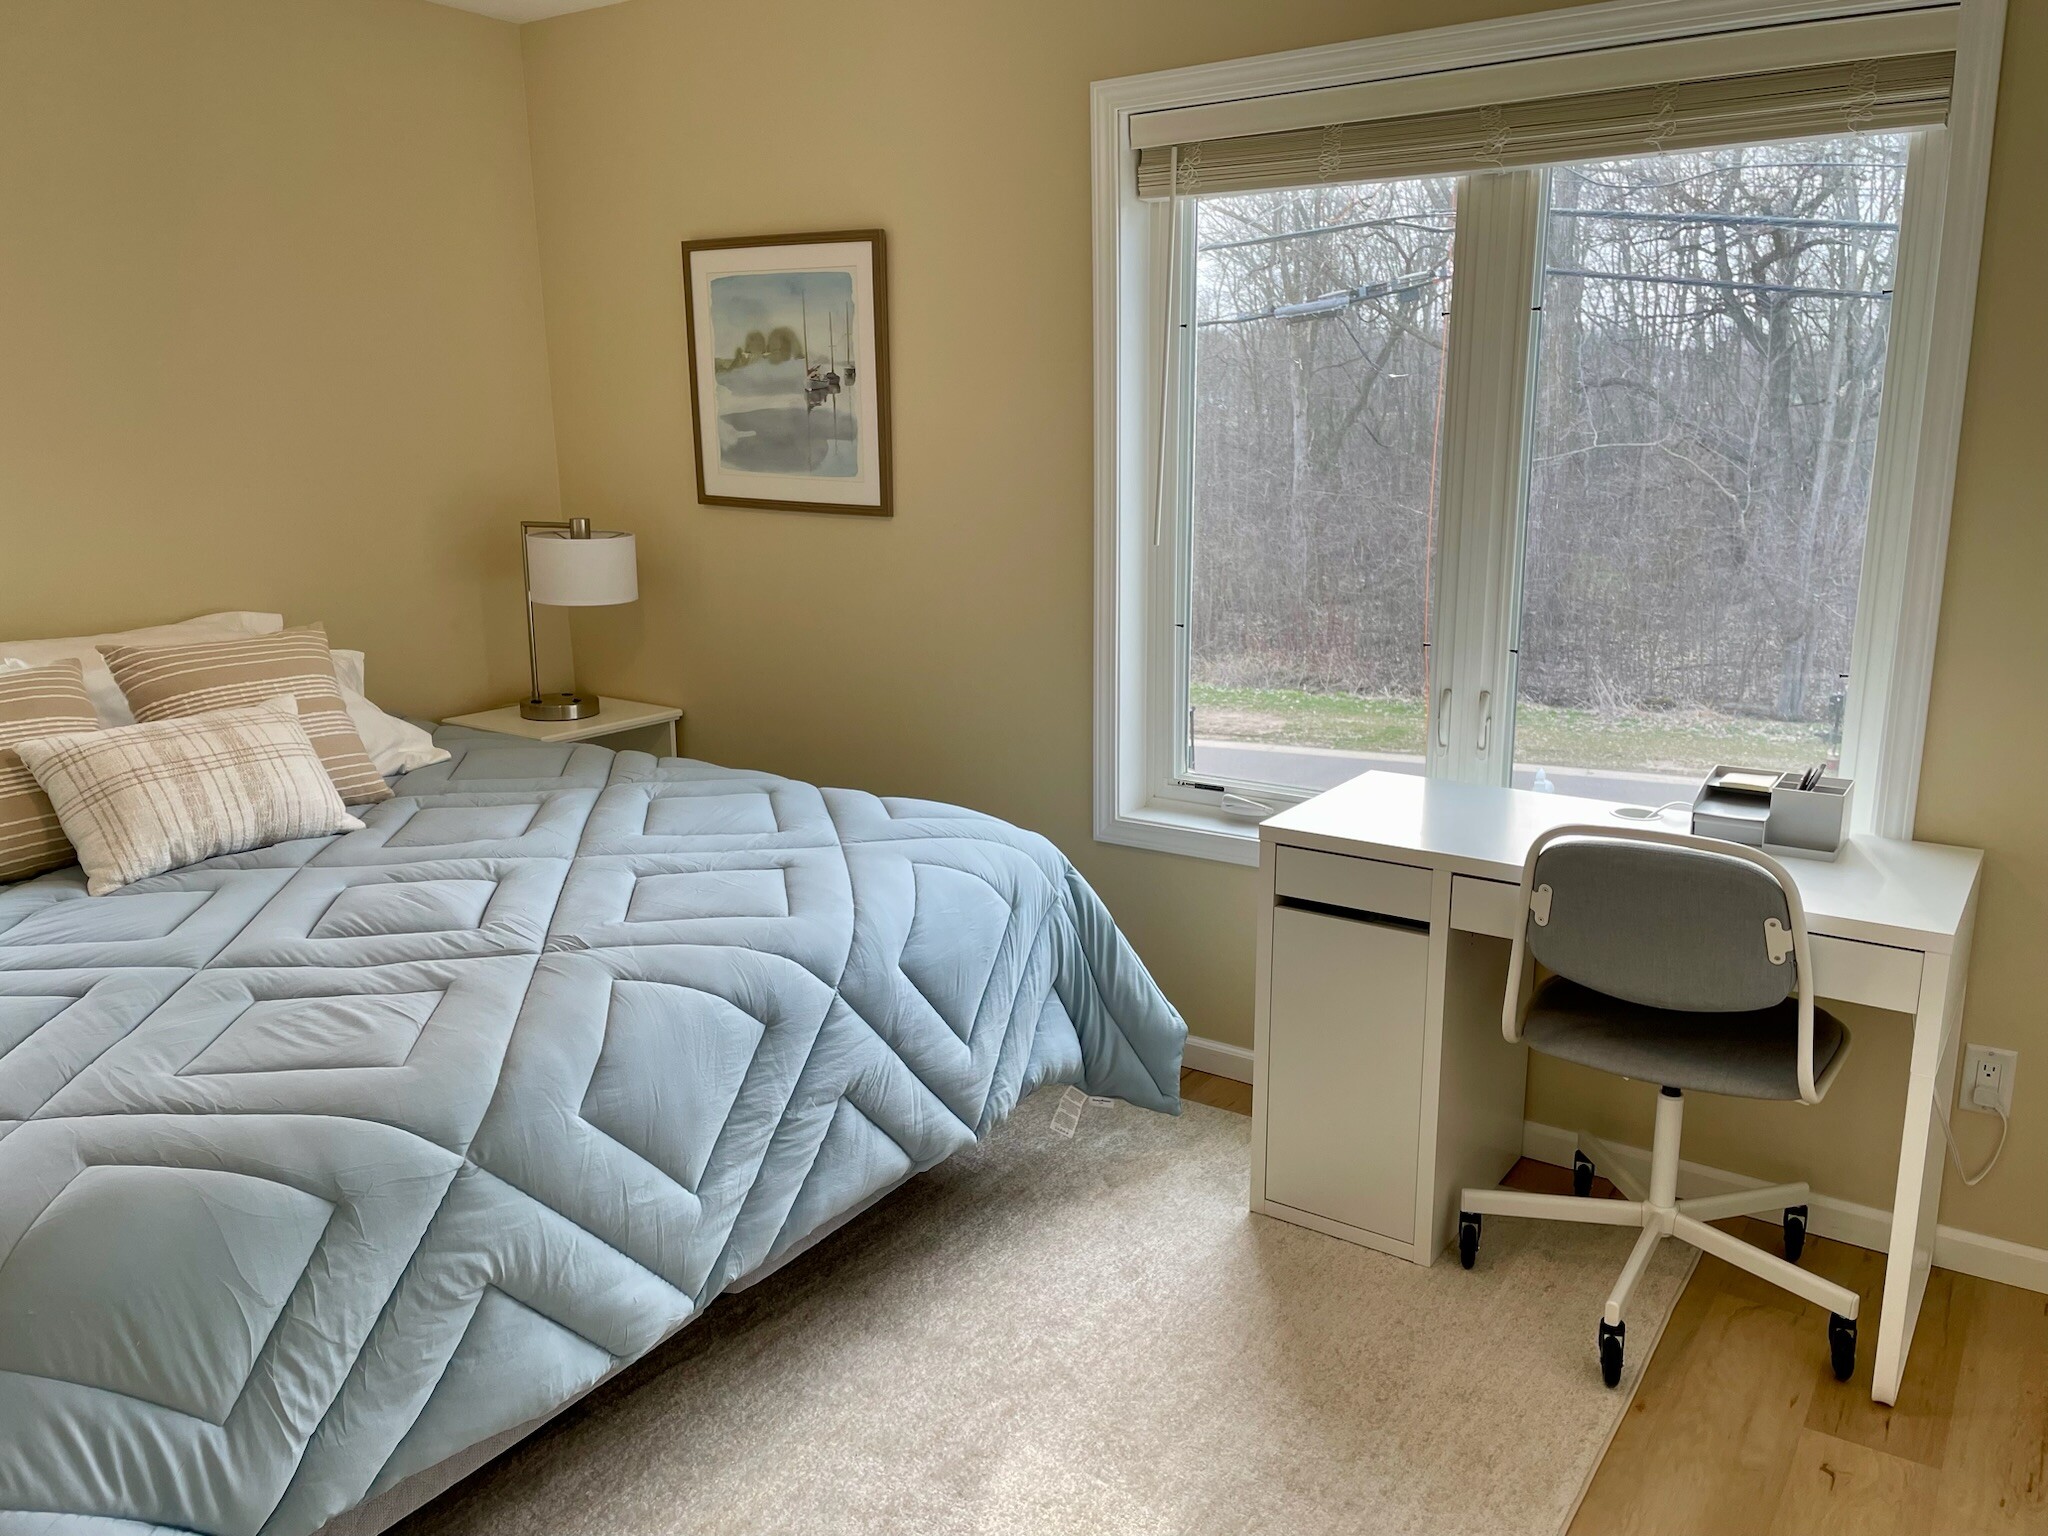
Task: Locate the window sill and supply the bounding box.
[1094,799,1262,867]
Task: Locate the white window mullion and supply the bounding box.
[1428,168,1547,784]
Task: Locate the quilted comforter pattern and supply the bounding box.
[0,730,1185,1536]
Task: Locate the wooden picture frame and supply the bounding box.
[680,229,892,516]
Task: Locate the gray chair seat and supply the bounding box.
[1523,976,1848,1101]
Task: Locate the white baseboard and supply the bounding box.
[1183,1034,1253,1083]
[1522,1121,1580,1170]
[1524,1120,2048,1296]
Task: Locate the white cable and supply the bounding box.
[1935,1094,2010,1187]
[1611,800,1693,822]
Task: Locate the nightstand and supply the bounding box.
[441,697,683,757]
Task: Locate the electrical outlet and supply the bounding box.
[1962,1044,2017,1116]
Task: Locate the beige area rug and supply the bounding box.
[395,1094,1693,1536]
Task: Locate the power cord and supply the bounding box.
[1935,1092,2010,1187]
[1610,800,1693,822]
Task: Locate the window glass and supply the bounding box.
[1186,177,1456,795]
[1512,135,1908,802]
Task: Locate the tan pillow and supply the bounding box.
[98,624,391,805]
[0,659,99,882]
[14,698,364,896]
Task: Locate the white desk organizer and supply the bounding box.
[1766,773,1852,861]
[1692,765,1851,861]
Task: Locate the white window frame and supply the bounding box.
[1091,0,2006,866]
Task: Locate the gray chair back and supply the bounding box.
[1526,834,1797,1013]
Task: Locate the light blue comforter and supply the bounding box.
[0,730,1185,1535]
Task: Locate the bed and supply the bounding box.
[0,727,1186,1536]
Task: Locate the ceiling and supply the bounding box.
[423,0,628,22]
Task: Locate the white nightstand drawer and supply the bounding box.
[442,698,681,756]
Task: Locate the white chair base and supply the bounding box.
[1457,1087,1860,1385]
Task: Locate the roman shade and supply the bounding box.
[1135,51,1956,200]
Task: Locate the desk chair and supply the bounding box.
[1456,824,1860,1387]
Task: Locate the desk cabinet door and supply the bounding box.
[1265,906,1430,1243]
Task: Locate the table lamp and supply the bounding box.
[519,517,638,721]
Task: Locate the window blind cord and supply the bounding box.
[1935,1089,2010,1188]
[1152,147,1182,549]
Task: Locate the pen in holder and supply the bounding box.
[1766,772,1852,861]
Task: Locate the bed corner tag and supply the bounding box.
[1051,1086,1089,1137]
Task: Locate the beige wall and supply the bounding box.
[0,0,564,717]
[522,0,2048,1247]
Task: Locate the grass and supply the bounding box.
[1191,683,1835,775]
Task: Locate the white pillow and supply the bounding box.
[331,648,365,695]
[330,648,451,777]
[0,612,284,728]
[15,697,364,895]
[345,692,449,778]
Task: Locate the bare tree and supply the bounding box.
[1188,133,1906,765]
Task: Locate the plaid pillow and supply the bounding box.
[0,659,99,882]
[14,698,364,895]
[98,624,391,805]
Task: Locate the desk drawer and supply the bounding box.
[1810,935,1922,1014]
[1275,846,1432,923]
[1450,875,1520,939]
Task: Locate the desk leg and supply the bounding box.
[1871,949,1964,1405]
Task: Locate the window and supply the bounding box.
[1188,177,1454,795]
[1094,3,2000,864]
[1513,136,1908,803]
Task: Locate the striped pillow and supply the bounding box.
[13,698,364,896]
[0,659,99,882]
[99,624,392,805]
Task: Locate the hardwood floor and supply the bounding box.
[1181,1064,1254,1116]
[1179,1067,2048,1534]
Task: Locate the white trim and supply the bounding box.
[1522,1119,1584,1169]
[1183,1033,1255,1082]
[1092,0,2004,863]
[1428,167,1547,784]
[1523,1119,2048,1294]
[1856,0,2006,837]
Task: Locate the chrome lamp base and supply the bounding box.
[521,692,600,722]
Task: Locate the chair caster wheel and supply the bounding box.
[1598,1318,1625,1388]
[1573,1150,1596,1198]
[1784,1205,1808,1264]
[1829,1313,1857,1382]
[1458,1212,1481,1270]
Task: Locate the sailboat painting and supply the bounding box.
[681,230,891,516]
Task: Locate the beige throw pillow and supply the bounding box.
[0,658,100,882]
[99,624,392,805]
[14,698,365,895]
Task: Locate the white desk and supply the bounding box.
[1250,771,1981,1405]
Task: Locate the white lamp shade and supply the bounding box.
[527,530,637,606]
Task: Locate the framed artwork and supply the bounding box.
[680,229,892,517]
